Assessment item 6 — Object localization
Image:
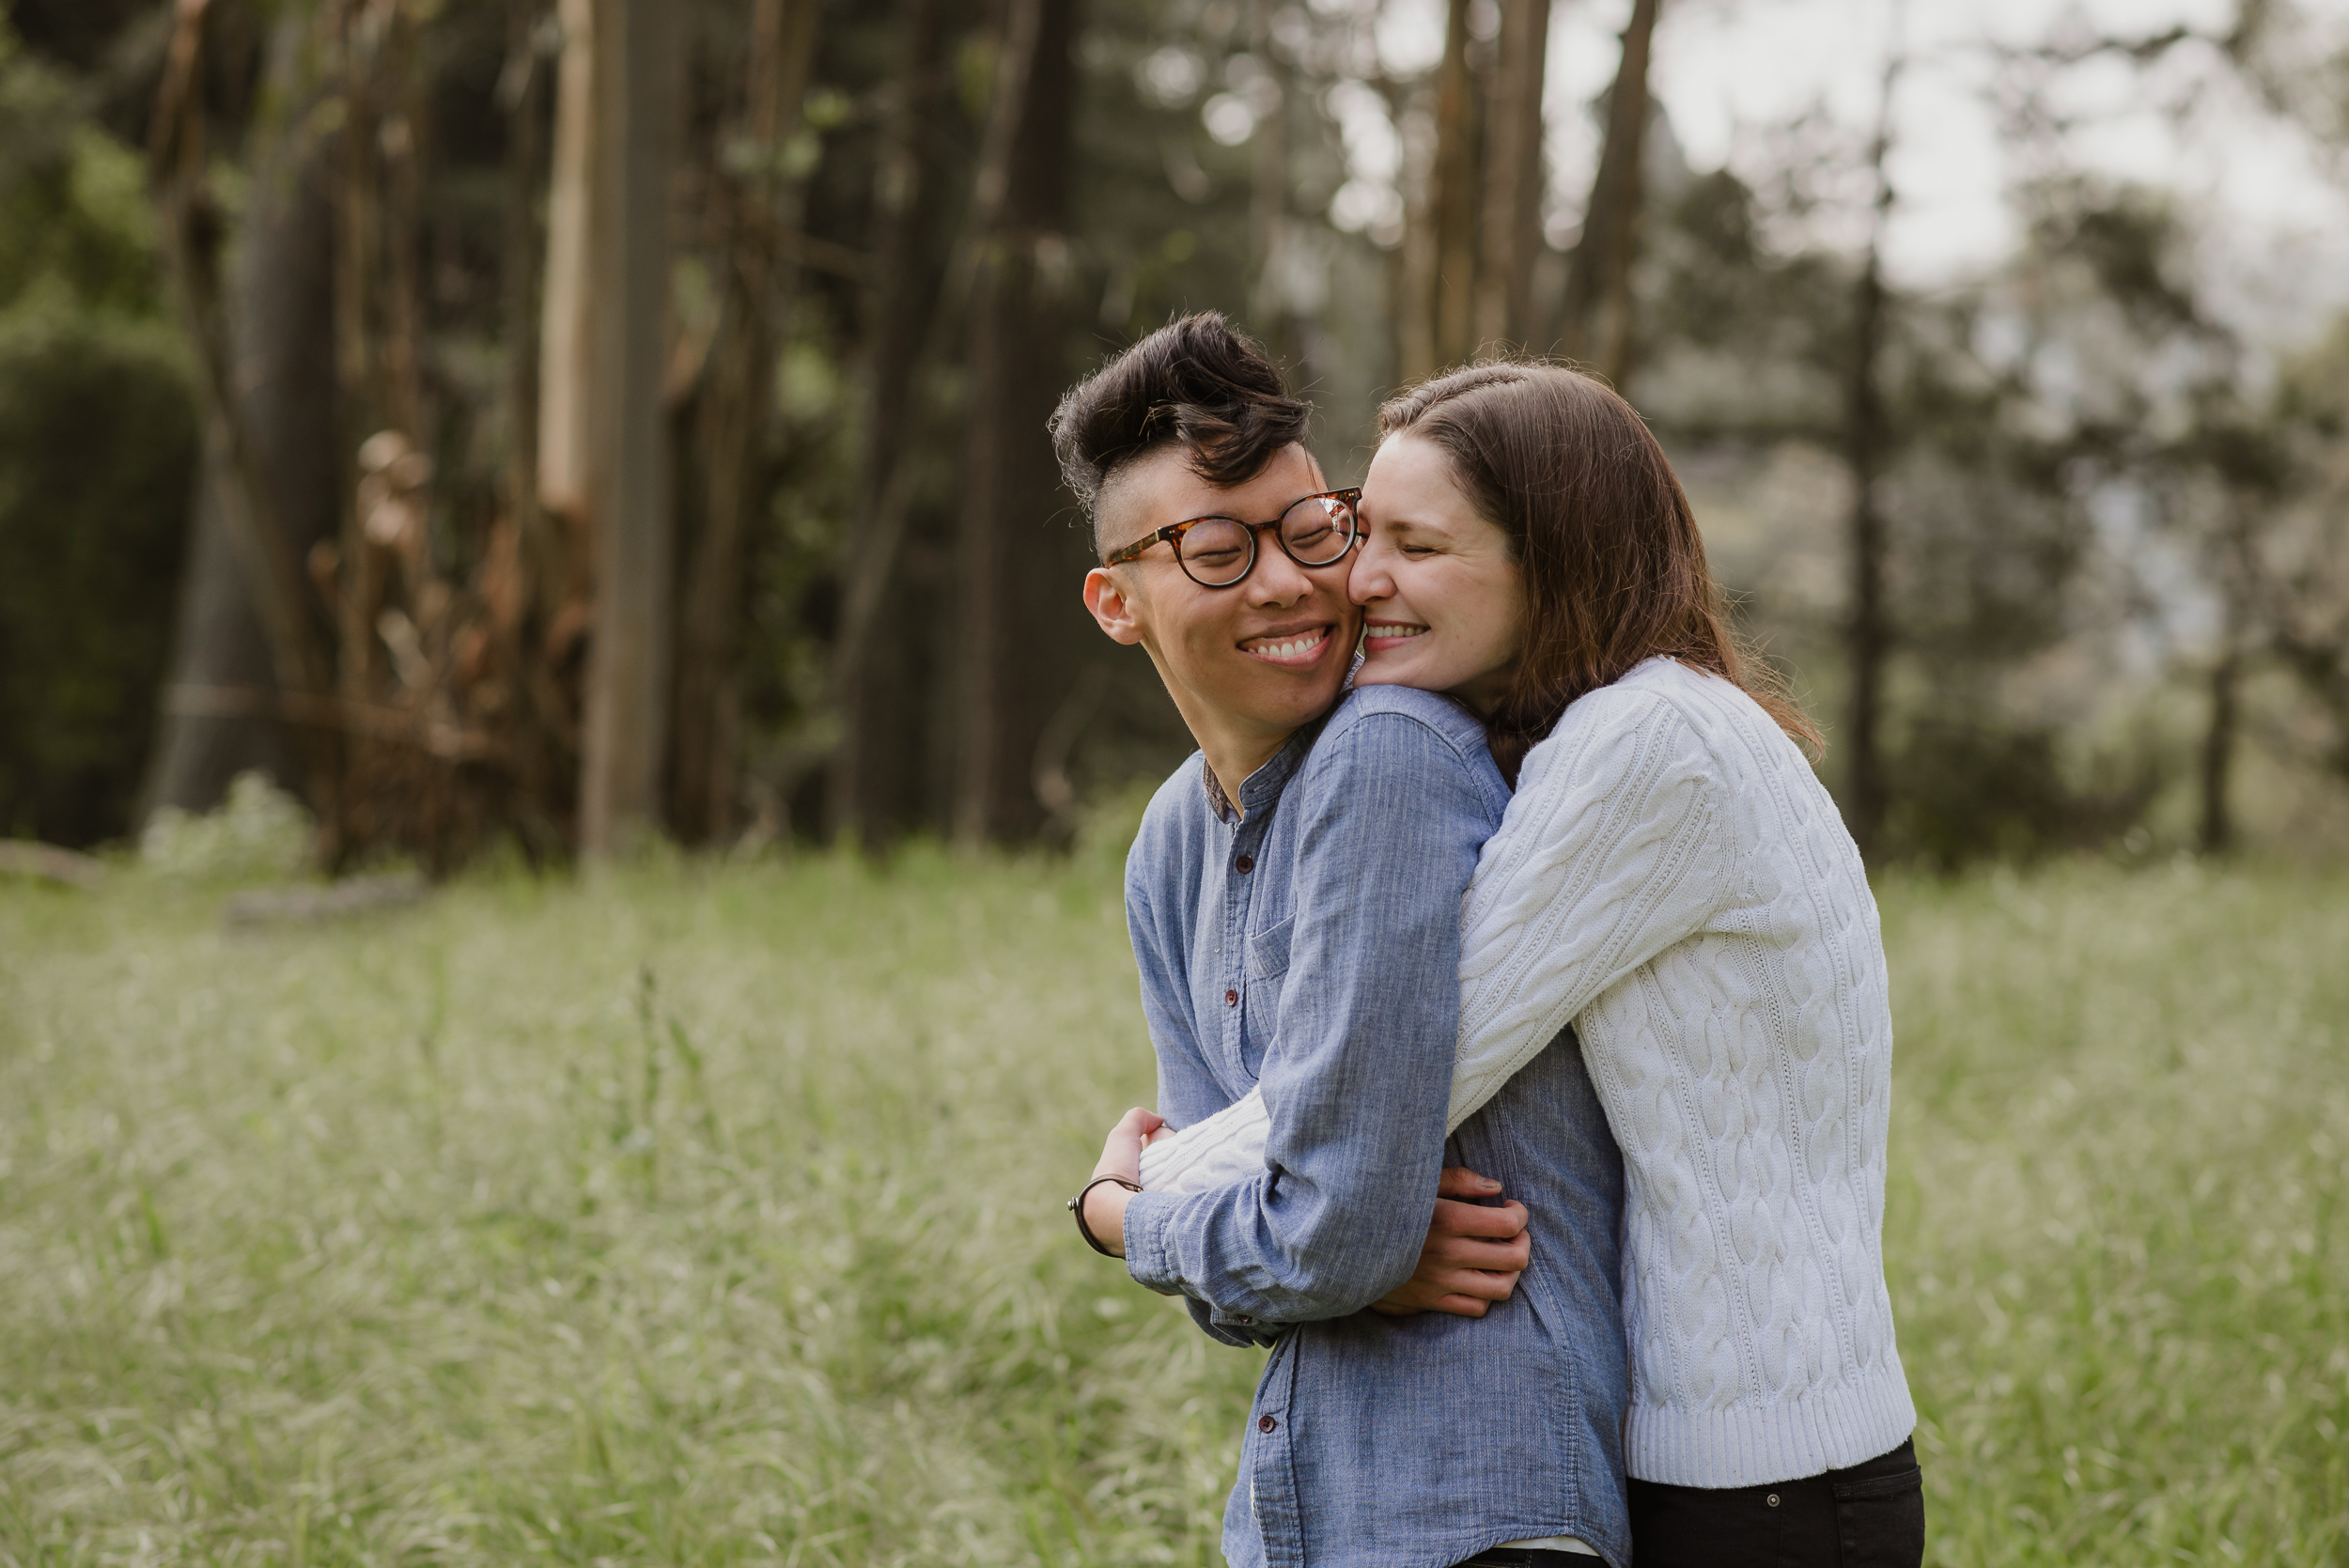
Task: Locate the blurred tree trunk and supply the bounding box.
[1474,0,1549,352]
[954,0,1079,845]
[539,0,594,527]
[1842,49,1900,864]
[491,0,581,858]
[1557,0,1657,385]
[671,0,821,845]
[327,0,435,861]
[143,8,343,821]
[829,0,944,849]
[2199,511,2253,855]
[2199,644,2240,855]
[1246,0,1296,365]
[1425,0,1484,368]
[578,0,678,854]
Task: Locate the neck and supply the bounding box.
[1199,725,1292,818]
[1144,654,1299,819]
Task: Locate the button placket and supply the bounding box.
[1221,820,1262,1079]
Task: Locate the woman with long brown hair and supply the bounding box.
[1130,364,1923,1567]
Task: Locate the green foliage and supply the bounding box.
[0,17,194,847]
[0,28,162,320]
[0,303,196,846]
[139,770,314,882]
[0,855,2343,1563]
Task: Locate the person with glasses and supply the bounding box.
[1057,313,1633,1568]
[1087,358,1925,1568]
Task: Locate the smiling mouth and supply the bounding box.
[1363,622,1429,647]
[1239,626,1332,665]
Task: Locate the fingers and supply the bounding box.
[1426,1196,1529,1240]
[1419,1265,1520,1303]
[1423,1232,1531,1272]
[1436,1167,1505,1201]
[1095,1106,1166,1184]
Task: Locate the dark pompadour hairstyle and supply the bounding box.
[1050,312,1310,555]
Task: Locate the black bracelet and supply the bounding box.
[1068,1174,1143,1257]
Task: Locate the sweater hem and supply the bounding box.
[1626,1359,1918,1488]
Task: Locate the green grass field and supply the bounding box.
[2,846,2344,1565]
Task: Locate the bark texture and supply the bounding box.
[1474,0,1551,352]
[144,15,344,817]
[828,0,945,848]
[1842,48,1900,863]
[1558,0,1657,385]
[578,0,678,854]
[671,0,821,844]
[1425,0,1483,369]
[953,0,1081,845]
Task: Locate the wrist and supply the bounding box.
[1070,1174,1139,1259]
[1084,1181,1134,1258]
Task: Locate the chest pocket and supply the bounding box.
[1237,915,1293,1079]
[1245,914,1294,983]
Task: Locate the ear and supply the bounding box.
[1083,566,1146,646]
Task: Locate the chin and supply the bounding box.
[1352,652,1431,691]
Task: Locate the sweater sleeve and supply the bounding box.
[1447,688,1733,1130]
[1138,1083,1271,1191]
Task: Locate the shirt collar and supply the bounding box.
[1200,720,1322,826]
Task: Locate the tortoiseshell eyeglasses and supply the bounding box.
[1101,488,1362,588]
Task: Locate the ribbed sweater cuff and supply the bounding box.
[1626,1361,1918,1488]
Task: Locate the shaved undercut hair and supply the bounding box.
[1050,312,1311,556]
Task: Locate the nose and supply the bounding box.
[1348,534,1393,606]
[1248,533,1317,605]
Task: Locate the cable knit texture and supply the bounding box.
[1138,659,1915,1487]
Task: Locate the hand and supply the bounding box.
[1080,1106,1164,1260]
[1368,1167,1531,1318]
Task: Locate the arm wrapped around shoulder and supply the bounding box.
[1449,687,1733,1128]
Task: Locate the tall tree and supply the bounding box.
[1474,0,1550,351]
[1841,43,1901,863]
[1245,0,1297,364]
[577,0,678,854]
[672,0,822,845]
[828,0,945,848]
[144,6,343,820]
[1423,0,1483,370]
[1557,0,1657,385]
[953,0,1080,844]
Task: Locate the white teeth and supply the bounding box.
[1247,629,1325,660]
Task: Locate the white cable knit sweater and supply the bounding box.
[1137,658,1916,1488]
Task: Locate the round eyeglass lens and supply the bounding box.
[1176,517,1253,586]
[1281,493,1357,566]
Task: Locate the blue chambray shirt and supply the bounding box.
[1118,685,1632,1568]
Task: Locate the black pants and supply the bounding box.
[1627,1438,1924,1568]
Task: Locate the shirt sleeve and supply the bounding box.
[1447,688,1733,1130]
[1123,815,1226,1136]
[1120,710,1499,1324]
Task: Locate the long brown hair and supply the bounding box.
[1377,363,1820,782]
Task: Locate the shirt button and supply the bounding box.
[1766,1494,1781,1508]
[1235,854,1254,873]
[1225,989,1238,1006]
[1258,1415,1278,1434]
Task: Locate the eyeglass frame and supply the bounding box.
[1099,488,1364,588]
